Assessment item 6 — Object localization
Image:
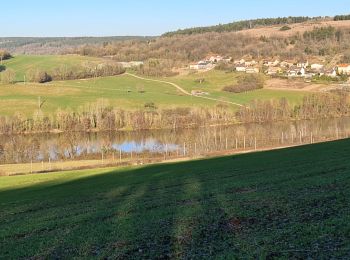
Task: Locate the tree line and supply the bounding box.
[236,91,350,123]
[1,91,350,135]
[0,100,235,135]
[26,63,126,83]
[68,26,350,71]
[334,14,350,21]
[1,62,126,84]
[162,16,314,37]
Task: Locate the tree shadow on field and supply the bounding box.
[2,139,350,259]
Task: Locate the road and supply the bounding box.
[126,73,245,107]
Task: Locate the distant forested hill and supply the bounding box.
[0,36,154,54]
[162,16,328,36]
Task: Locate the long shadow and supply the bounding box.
[1,138,350,258]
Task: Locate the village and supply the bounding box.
[189,53,350,80]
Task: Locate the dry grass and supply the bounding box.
[237,20,350,38]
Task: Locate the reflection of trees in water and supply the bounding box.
[1,117,350,164]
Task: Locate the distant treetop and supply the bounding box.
[162,16,329,37]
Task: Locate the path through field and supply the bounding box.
[126,73,245,107]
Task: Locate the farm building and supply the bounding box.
[297,60,309,68]
[246,67,260,74]
[311,64,324,71]
[266,67,282,75]
[288,66,305,77]
[337,64,350,75]
[190,61,213,70]
[235,66,247,72]
[263,60,280,67]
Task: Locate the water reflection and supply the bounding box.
[0,117,349,164]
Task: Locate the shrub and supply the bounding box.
[1,69,16,84]
[280,25,291,31]
[223,74,264,93]
[0,50,12,60]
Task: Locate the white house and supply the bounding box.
[235,66,247,72]
[288,66,305,77]
[190,61,213,70]
[246,67,259,74]
[207,55,224,63]
[264,60,280,67]
[311,64,324,71]
[337,64,350,75]
[297,60,309,68]
[266,67,282,75]
[234,59,246,65]
[280,61,295,68]
[245,60,258,67]
[325,68,337,78]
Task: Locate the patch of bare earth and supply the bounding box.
[265,78,330,92]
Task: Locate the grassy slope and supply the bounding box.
[0,64,306,116]
[168,70,305,106]
[2,55,108,81]
[0,139,349,258]
[0,75,217,116]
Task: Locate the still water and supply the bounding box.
[1,117,349,164]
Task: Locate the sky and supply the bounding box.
[1,0,350,37]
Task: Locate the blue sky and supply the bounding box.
[2,0,349,37]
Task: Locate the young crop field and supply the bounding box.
[0,139,349,258]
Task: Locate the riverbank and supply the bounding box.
[2,132,349,176]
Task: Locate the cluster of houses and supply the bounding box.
[189,54,232,70]
[233,58,342,78]
[261,59,340,78]
[189,54,350,79]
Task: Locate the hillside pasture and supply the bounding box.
[1,55,112,81]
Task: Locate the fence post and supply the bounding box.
[235,138,238,150]
[183,142,186,156]
[194,143,197,156]
[225,138,228,150]
[243,136,246,150]
[299,131,302,144]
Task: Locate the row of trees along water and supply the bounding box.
[0,92,350,135]
[0,117,349,172]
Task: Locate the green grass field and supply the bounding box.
[2,55,108,81]
[0,55,307,116]
[168,70,305,106]
[1,139,349,258]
